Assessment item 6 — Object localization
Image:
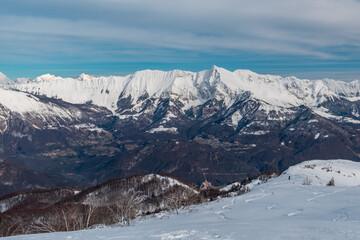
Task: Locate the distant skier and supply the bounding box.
[288,176,291,180]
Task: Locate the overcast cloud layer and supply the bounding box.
[1,0,360,80]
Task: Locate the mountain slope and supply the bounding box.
[0,72,12,86]
[0,173,202,237]
[5,159,360,240]
[0,88,114,194]
[11,67,360,130]
[2,67,360,194]
[11,66,360,112]
[0,158,76,197]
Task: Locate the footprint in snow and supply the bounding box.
[244,193,272,203]
[287,209,303,216]
[332,213,348,222]
[267,204,277,210]
[215,210,227,215]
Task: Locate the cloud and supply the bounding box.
[0,0,360,79]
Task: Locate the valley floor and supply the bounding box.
[6,169,360,240]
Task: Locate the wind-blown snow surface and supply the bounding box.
[11,66,360,115]
[7,159,360,240]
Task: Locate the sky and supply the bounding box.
[1,0,360,81]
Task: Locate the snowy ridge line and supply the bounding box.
[284,159,360,186]
[3,67,360,114]
[0,87,80,118]
[0,172,205,237]
[0,72,12,86]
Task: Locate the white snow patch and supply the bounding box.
[231,111,242,128]
[148,125,178,134]
[220,182,241,192]
[314,133,320,139]
[347,96,360,102]
[343,117,360,124]
[308,119,318,123]
[162,112,177,122]
[243,130,269,135]
[313,107,341,121]
[142,174,199,194]
[73,123,105,132]
[11,131,28,138]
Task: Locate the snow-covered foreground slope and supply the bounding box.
[7,159,360,240]
[285,159,360,186]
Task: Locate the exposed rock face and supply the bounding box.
[1,67,360,195]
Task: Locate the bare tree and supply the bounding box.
[302,177,312,185]
[107,188,144,226]
[0,215,24,237]
[0,174,205,237]
[83,197,102,228]
[327,177,335,186]
[165,187,199,215]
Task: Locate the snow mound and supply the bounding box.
[283,159,360,186]
[147,126,178,134]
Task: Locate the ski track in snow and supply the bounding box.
[243,188,273,203]
[307,188,347,202]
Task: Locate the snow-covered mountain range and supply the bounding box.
[2,66,360,132]
[4,66,360,117]
[1,67,360,195]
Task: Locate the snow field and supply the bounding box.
[6,159,360,240]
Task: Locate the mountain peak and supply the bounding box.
[15,77,31,84]
[209,65,230,75]
[34,73,60,82]
[0,72,13,85]
[233,69,258,77]
[77,73,96,81]
[10,67,360,113]
[211,65,220,71]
